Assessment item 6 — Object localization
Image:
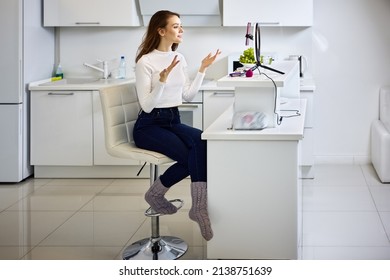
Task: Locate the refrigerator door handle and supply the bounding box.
[48,92,75,96]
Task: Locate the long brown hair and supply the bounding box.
[135,10,180,63]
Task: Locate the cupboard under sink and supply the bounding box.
[29,79,148,178]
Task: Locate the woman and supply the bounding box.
[133,10,220,241]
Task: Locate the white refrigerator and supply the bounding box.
[0,0,54,182]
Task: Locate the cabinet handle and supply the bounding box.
[259,22,280,25]
[213,92,235,97]
[179,104,199,109]
[48,92,74,96]
[75,22,100,25]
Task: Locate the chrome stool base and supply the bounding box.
[122,236,188,260]
[122,199,188,260]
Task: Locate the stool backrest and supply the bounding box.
[380,86,390,131]
[99,83,140,153]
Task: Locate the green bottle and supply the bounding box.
[55,63,64,79]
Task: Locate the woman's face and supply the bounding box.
[159,15,183,44]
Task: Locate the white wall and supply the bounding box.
[58,26,312,79]
[312,0,390,164]
[57,0,390,164]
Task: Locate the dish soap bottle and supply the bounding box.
[118,56,126,79]
[55,63,64,79]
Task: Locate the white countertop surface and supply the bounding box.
[29,70,315,92]
[202,98,306,141]
[217,61,299,88]
[200,79,234,91]
[200,77,315,92]
[29,78,134,91]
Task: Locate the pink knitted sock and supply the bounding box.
[145,178,177,214]
[189,182,213,241]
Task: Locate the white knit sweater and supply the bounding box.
[135,49,205,113]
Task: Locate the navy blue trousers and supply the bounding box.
[133,107,207,187]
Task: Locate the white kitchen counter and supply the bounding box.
[202,98,306,141]
[201,65,315,93]
[218,61,298,88]
[29,77,133,91]
[201,76,315,92]
[200,79,233,91]
[203,98,306,260]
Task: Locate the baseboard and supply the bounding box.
[315,155,371,165]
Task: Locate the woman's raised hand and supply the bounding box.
[199,49,222,73]
[159,55,180,83]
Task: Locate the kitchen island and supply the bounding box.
[203,63,305,259]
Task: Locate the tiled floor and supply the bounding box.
[0,164,389,260]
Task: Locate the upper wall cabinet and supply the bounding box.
[43,0,141,27]
[223,0,313,27]
[138,0,222,26]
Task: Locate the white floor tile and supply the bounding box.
[0,246,33,260]
[361,164,388,187]
[40,211,146,247]
[0,188,25,212]
[303,186,377,211]
[46,178,114,187]
[101,184,147,195]
[0,179,48,212]
[379,212,390,241]
[23,246,124,260]
[2,164,389,260]
[303,165,367,187]
[6,184,108,212]
[370,187,390,211]
[84,194,149,212]
[108,178,150,186]
[36,184,107,194]
[303,211,389,247]
[0,210,75,246]
[302,246,390,260]
[178,246,206,260]
[7,193,95,212]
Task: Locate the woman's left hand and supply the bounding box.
[199,49,222,73]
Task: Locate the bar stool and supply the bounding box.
[99,83,188,260]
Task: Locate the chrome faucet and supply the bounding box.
[83,59,110,79]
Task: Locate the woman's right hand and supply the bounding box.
[159,55,180,83]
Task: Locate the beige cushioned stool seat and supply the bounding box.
[99,83,187,260]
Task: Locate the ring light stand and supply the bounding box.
[247,23,285,75]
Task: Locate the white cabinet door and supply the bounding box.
[300,91,314,128]
[223,0,313,27]
[138,0,221,26]
[203,90,235,129]
[92,91,140,165]
[31,90,93,166]
[44,0,140,26]
[300,90,315,177]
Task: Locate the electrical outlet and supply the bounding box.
[261,52,278,62]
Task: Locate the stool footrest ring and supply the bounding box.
[145,198,184,217]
